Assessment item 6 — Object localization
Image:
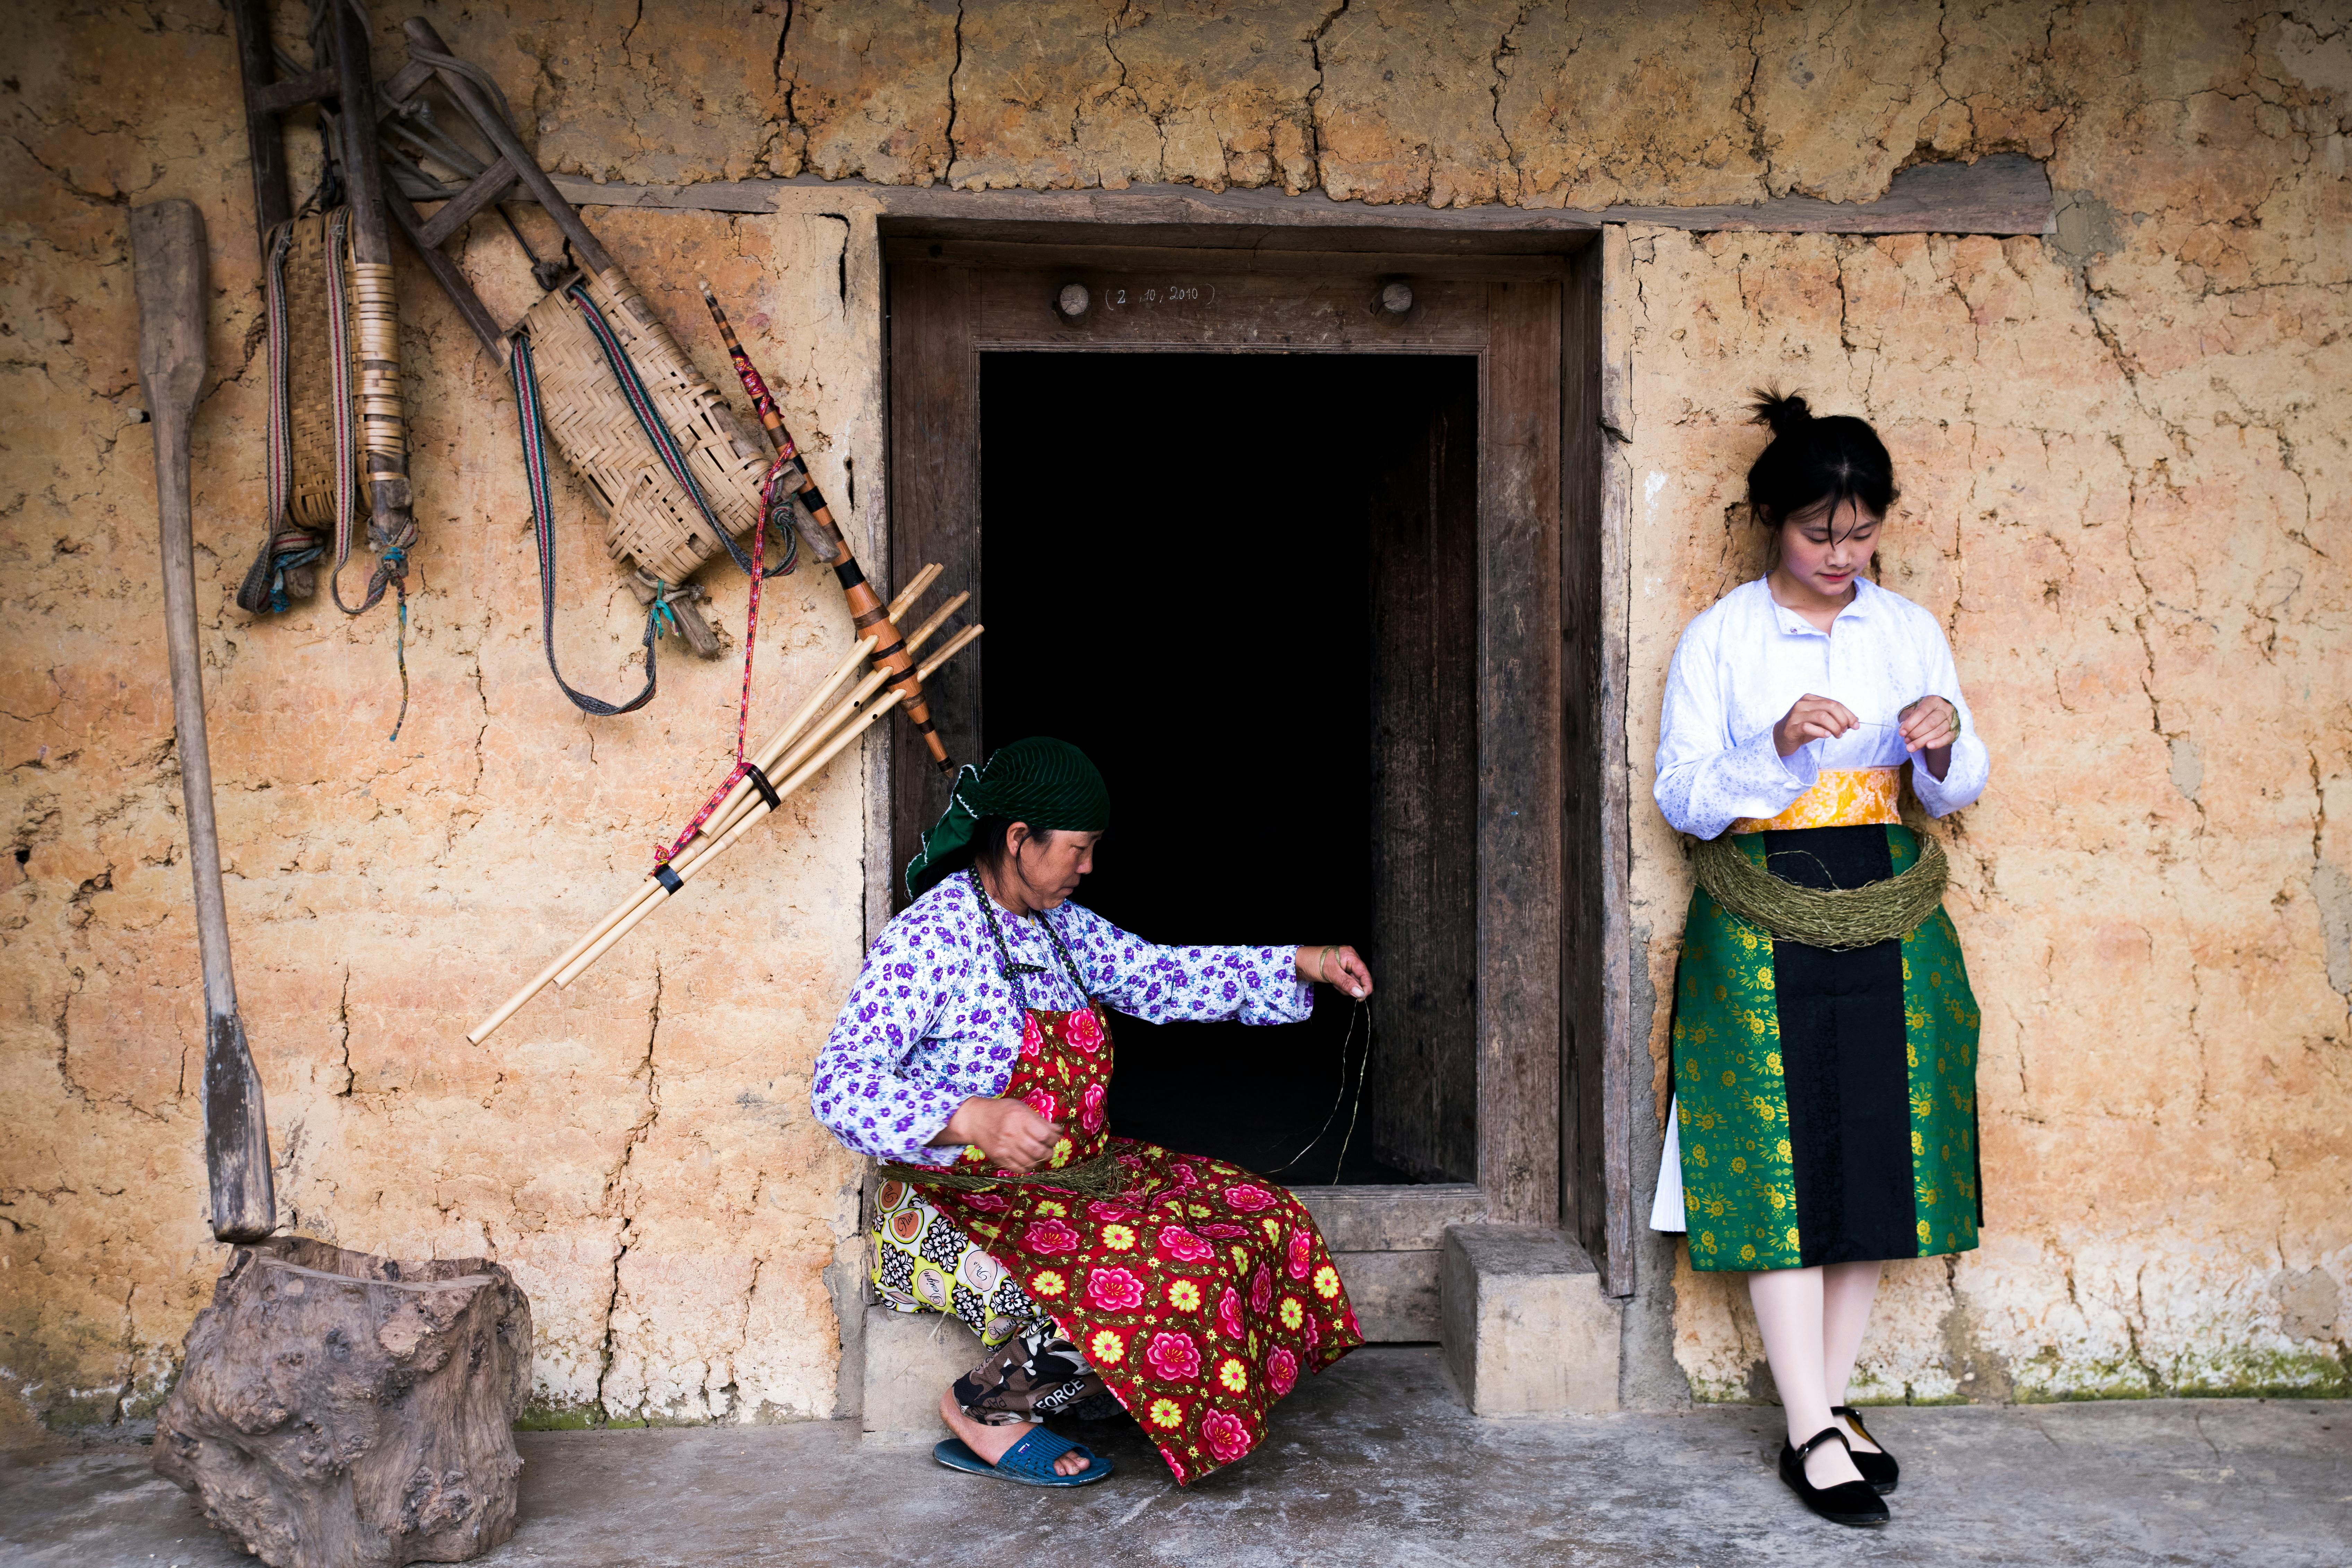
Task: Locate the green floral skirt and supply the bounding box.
[1670,824,1983,1273]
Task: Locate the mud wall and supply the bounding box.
[2,0,2344,1432]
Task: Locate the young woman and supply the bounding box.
[811,736,1373,1487]
[1650,394,1989,1526]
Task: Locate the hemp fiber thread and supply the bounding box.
[879,1154,1132,1200]
[1689,830,1950,951]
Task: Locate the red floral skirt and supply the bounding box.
[923,1136,1362,1484]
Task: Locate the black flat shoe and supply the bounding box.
[1832,1404,1900,1494]
[1778,1427,1890,1526]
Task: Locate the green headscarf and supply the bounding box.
[905,736,1110,899]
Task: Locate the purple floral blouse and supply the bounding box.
[811,873,1312,1165]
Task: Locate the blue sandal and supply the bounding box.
[933,1427,1113,1487]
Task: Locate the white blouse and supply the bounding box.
[1653,576,1989,839]
[1648,575,1988,1233]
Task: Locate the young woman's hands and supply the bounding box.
[1295,944,1373,999]
[1897,696,1959,752]
[936,1096,1062,1171]
[1774,694,1861,757]
[1898,695,1959,778]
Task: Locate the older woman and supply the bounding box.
[811,736,1373,1486]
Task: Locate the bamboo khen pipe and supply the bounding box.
[467,568,951,1044]
[553,621,984,990]
[463,632,875,1045]
[674,567,949,856]
[695,278,957,776]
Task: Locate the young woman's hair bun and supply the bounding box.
[1750,388,1813,436]
[1743,389,1897,530]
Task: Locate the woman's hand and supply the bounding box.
[1897,695,1959,752]
[1898,695,1959,779]
[1774,693,1860,757]
[1296,944,1374,999]
[935,1096,1061,1172]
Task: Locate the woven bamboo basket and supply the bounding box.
[516,264,769,586]
[282,213,362,531]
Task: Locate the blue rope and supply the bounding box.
[381,547,411,743]
[266,541,325,615]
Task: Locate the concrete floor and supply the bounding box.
[5,1349,2346,1568]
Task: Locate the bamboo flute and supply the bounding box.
[696,278,957,775]
[634,590,965,924]
[653,567,948,870]
[554,622,984,989]
[467,570,950,1044]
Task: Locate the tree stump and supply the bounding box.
[153,1236,534,1568]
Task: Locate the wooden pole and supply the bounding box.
[403,19,618,278]
[133,199,276,1242]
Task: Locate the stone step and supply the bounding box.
[1441,1223,1623,1415]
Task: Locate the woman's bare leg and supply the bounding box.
[1820,1259,1884,1452]
[1748,1265,1864,1487]
[938,1389,1091,1476]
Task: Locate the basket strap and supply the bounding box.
[322,208,365,612]
[559,283,796,582]
[510,328,661,716]
[235,222,325,616]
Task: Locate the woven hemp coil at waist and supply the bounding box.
[1689,830,1950,951]
[877,1153,1131,1200]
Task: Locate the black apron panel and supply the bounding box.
[1764,825,1919,1267]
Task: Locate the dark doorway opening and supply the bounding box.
[979,351,1476,1186]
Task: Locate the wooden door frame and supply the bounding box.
[881,233,1630,1296]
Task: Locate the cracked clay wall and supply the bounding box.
[3,0,2346,1433]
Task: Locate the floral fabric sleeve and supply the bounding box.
[1047,902,1314,1026]
[809,904,978,1166]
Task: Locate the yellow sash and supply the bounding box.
[1730,766,1902,835]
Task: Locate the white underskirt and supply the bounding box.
[1649,1095,1686,1232]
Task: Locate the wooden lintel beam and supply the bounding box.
[542,154,2054,239]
